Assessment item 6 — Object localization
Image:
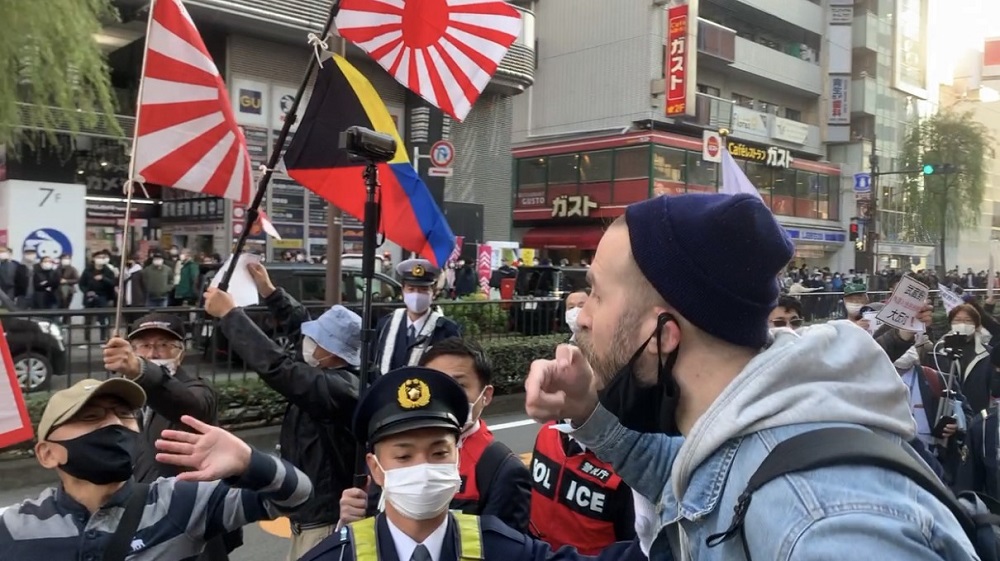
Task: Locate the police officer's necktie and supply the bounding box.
[410,544,431,561]
[407,325,416,346]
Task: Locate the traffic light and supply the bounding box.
[922,163,957,175]
[849,221,859,241]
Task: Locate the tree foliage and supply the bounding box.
[0,0,122,150]
[900,110,994,272]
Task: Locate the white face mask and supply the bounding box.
[565,307,581,333]
[150,358,179,376]
[302,336,322,368]
[844,302,864,316]
[94,258,108,267]
[0,253,9,261]
[40,262,54,271]
[404,291,432,314]
[60,259,70,266]
[952,323,976,337]
[376,459,461,520]
[152,258,164,266]
[893,346,920,372]
[464,387,489,433]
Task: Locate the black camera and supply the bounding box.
[339,126,397,162]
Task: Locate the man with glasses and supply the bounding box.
[768,295,805,331]
[104,313,228,559]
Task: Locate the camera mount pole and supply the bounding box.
[354,161,381,487]
[218,0,342,291]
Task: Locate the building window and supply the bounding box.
[579,150,613,183]
[784,108,802,121]
[732,93,754,109]
[686,152,717,193]
[697,84,721,97]
[795,172,819,219]
[517,157,546,189]
[745,162,774,209]
[770,167,795,216]
[992,201,1000,229]
[548,154,579,185]
[653,146,686,182]
[614,146,650,180]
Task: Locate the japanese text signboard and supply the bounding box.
[551,194,599,218]
[665,4,694,117]
[876,275,928,332]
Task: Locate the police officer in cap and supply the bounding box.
[299,367,644,561]
[374,259,460,374]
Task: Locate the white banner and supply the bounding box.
[938,284,964,314]
[876,275,929,332]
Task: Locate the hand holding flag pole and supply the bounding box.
[219,1,343,291]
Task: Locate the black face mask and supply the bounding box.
[52,425,138,484]
[597,313,681,435]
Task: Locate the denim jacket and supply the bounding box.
[572,322,980,561]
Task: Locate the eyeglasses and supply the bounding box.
[772,318,804,328]
[73,404,138,423]
[134,341,183,354]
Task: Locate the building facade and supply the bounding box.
[510,0,851,269]
[4,0,535,261]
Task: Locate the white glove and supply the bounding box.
[632,489,658,557]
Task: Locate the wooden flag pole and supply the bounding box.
[218,1,342,291]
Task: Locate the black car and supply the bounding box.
[201,264,402,361]
[509,266,588,335]
[2,310,68,393]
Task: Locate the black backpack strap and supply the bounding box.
[104,482,150,561]
[706,427,980,559]
[475,440,515,513]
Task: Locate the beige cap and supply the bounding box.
[38,378,146,441]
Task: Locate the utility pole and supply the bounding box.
[324,37,347,307]
[866,134,879,286]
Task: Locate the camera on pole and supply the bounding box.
[340,126,397,162]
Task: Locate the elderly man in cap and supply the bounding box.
[0,378,312,560]
[524,193,977,560]
[103,313,218,483]
[301,367,644,561]
[374,258,461,374]
[203,261,363,561]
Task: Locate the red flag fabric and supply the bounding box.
[0,329,33,449]
[132,0,253,204]
[335,0,522,122]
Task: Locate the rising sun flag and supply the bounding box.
[283,54,455,267]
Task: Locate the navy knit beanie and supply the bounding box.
[624,193,794,349]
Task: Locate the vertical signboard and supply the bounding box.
[984,37,1000,80]
[665,2,698,117]
[828,75,850,125]
[892,0,928,98]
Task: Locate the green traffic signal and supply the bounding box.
[921,163,956,175]
[922,164,935,175]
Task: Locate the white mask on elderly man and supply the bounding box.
[302,336,323,368]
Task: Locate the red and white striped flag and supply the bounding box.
[335,0,522,122]
[132,0,253,205]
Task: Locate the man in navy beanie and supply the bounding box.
[525,193,977,560]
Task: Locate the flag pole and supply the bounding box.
[112,0,158,336]
[218,0,342,291]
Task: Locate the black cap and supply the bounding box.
[395,258,439,287]
[128,313,185,341]
[353,367,469,445]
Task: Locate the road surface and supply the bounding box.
[0,410,541,561]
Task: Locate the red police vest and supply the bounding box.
[529,422,623,555]
[454,421,494,503]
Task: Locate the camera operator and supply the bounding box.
[0,378,312,560]
[203,262,361,561]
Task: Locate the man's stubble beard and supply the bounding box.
[576,304,645,389]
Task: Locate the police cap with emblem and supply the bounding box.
[396,258,439,287]
[353,366,470,445]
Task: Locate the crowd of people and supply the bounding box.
[5,193,1000,561]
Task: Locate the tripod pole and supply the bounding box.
[354,161,381,487]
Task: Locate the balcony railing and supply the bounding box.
[852,12,879,52]
[731,37,823,95]
[730,0,823,34]
[678,93,734,129]
[697,19,735,63]
[851,77,877,116]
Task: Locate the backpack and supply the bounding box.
[706,427,1000,560]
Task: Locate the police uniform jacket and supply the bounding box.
[219,288,359,528]
[373,309,461,373]
[297,512,648,561]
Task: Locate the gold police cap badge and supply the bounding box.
[412,264,425,277]
[397,378,431,409]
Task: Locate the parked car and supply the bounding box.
[200,264,402,361]
[509,266,588,335]
[1,308,68,393]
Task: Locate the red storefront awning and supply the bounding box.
[522,226,606,250]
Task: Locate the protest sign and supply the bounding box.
[876,275,928,332]
[0,329,34,449]
[938,284,964,315]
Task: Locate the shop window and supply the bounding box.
[732,93,754,109]
[653,146,686,182]
[745,161,774,209]
[580,150,612,183]
[815,174,834,220]
[826,175,840,221]
[686,152,716,193]
[548,154,579,185]
[795,172,819,219]
[614,146,650,180]
[517,158,546,188]
[770,167,795,216]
